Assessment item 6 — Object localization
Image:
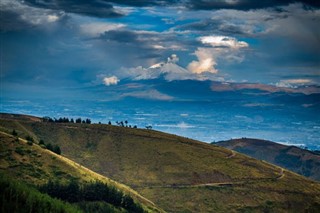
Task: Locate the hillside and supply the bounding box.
[1,113,320,212]
[215,138,320,181]
[0,127,162,212]
[0,172,82,213]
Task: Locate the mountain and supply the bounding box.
[215,138,320,181]
[1,113,320,212]
[210,81,320,95]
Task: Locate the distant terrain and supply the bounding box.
[1,113,320,212]
[215,138,320,181]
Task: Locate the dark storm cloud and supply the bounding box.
[19,0,320,18]
[187,0,320,10]
[0,10,32,32]
[23,0,123,18]
[177,19,249,36]
[99,29,192,51]
[100,30,140,43]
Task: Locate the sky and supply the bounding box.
[1,0,320,147]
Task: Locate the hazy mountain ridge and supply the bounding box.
[215,138,320,181]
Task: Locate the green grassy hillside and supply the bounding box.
[0,128,162,212]
[215,138,320,181]
[1,113,320,212]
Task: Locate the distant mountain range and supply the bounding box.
[210,81,320,95]
[215,138,320,181]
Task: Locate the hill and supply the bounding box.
[215,138,320,181]
[1,113,320,212]
[0,127,162,212]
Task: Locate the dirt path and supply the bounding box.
[226,150,236,158]
[277,168,285,180]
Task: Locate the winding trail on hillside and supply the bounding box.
[277,168,285,180]
[226,150,236,158]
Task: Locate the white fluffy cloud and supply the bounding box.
[187,48,218,74]
[200,36,249,49]
[187,36,248,74]
[103,76,120,86]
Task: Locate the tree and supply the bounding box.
[146,126,152,130]
[85,118,91,124]
[46,143,53,151]
[12,130,18,136]
[76,118,82,123]
[39,139,45,145]
[53,145,61,155]
[26,135,34,142]
[108,121,111,125]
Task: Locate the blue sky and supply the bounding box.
[1,0,320,147]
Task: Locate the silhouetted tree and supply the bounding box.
[76,118,82,123]
[85,118,91,124]
[108,121,112,125]
[12,130,18,136]
[39,139,45,145]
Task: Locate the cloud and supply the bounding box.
[187,48,218,74]
[200,36,249,49]
[22,0,123,18]
[187,36,248,74]
[80,23,125,37]
[275,79,314,88]
[187,0,320,10]
[103,76,120,86]
[0,0,66,31]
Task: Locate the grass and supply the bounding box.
[1,113,320,212]
[0,131,163,213]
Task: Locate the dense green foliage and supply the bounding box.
[0,173,81,213]
[45,142,62,155]
[39,180,145,213]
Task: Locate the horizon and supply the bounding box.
[1,0,320,149]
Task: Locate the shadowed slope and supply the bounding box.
[216,138,320,181]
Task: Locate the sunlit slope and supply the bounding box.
[1,113,320,212]
[0,131,162,213]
